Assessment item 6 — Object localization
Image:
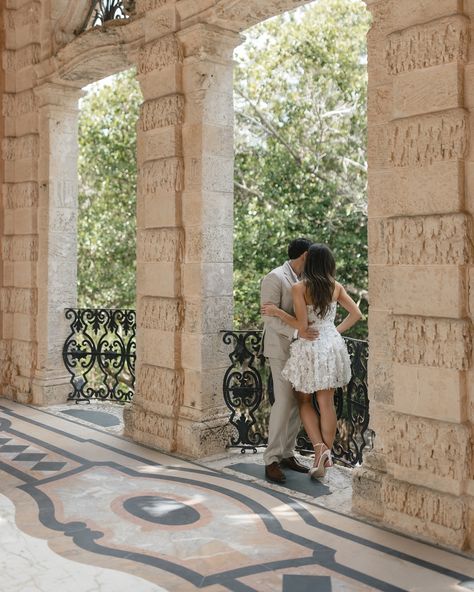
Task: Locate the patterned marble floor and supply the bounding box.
[0,399,472,592]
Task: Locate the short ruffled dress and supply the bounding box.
[282,302,351,393]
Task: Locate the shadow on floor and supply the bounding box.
[230,462,331,498]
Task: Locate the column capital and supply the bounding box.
[177,23,243,63]
[34,83,85,109]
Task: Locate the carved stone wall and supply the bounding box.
[0,0,83,405]
[386,16,470,75]
[0,0,41,403]
[355,0,474,552]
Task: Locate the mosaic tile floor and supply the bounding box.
[0,399,473,592]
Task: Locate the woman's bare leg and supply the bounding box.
[295,392,325,464]
[295,392,322,445]
[316,388,337,450]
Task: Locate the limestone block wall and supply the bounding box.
[353,0,474,551]
[0,0,41,403]
[0,1,81,406]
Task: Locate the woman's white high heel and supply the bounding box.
[309,443,331,479]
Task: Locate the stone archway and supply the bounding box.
[0,0,472,552]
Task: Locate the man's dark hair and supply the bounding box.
[288,237,313,260]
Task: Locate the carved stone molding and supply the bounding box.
[136,364,184,405]
[385,411,471,482]
[391,315,472,370]
[52,1,94,51]
[209,0,311,31]
[372,213,474,265]
[382,476,466,531]
[1,236,38,261]
[3,182,39,208]
[138,296,184,331]
[137,34,183,74]
[140,95,185,131]
[386,16,470,75]
[136,0,170,12]
[137,227,184,262]
[3,91,38,117]
[0,288,37,314]
[388,109,469,168]
[139,157,184,193]
[6,1,41,30]
[178,23,242,61]
[4,44,40,70]
[2,134,39,161]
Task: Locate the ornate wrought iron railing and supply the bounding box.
[80,0,131,32]
[222,330,372,466]
[63,308,136,403]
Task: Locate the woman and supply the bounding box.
[261,243,362,479]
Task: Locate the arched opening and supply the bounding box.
[62,69,141,403]
[233,0,369,335]
[222,0,371,475]
[78,70,139,311]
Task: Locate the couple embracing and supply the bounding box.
[261,238,362,483]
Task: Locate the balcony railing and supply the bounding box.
[221,330,372,466]
[63,308,136,403]
[79,1,130,33]
[62,309,372,466]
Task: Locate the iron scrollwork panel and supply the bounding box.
[63,308,136,403]
[79,0,130,32]
[222,331,271,452]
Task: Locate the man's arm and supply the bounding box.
[260,272,294,340]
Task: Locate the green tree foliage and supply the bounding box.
[78,69,141,309]
[234,0,370,338]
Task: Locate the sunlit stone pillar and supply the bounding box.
[31,84,83,405]
[354,0,474,551]
[177,23,240,456]
[0,7,5,397]
[124,1,240,457]
[1,1,42,404]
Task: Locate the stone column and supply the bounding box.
[31,83,83,405]
[1,1,41,403]
[353,0,473,551]
[124,0,240,457]
[177,23,240,456]
[0,7,5,394]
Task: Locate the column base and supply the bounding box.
[353,458,469,550]
[124,401,232,458]
[31,375,71,406]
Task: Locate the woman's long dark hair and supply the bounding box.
[303,243,336,318]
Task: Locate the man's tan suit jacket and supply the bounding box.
[260,261,297,360]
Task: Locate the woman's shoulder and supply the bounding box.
[292,280,306,292]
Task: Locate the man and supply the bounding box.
[261,238,318,483]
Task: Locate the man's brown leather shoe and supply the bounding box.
[265,461,286,483]
[281,456,309,473]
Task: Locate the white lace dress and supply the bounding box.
[282,302,351,393]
